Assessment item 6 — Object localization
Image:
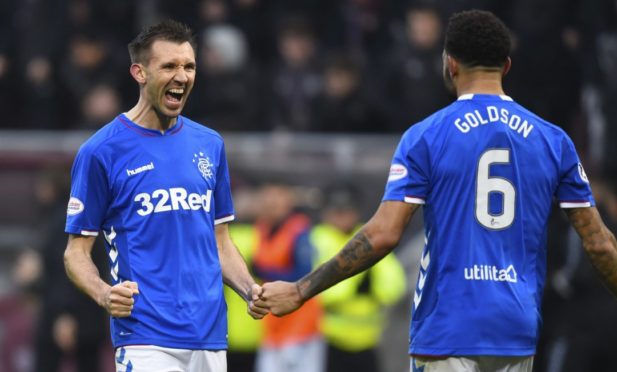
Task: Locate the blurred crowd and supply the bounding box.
[1,0,617,177]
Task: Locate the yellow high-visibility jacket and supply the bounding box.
[311,223,406,352]
[225,224,264,352]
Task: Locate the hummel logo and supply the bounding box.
[127,162,154,176]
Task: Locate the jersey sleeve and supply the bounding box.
[555,136,595,208]
[382,126,431,204]
[65,145,110,236]
[213,141,235,225]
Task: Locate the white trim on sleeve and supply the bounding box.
[214,215,235,225]
[80,230,99,236]
[560,201,592,208]
[404,197,426,205]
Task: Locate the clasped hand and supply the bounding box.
[104,281,302,319]
[249,281,304,317]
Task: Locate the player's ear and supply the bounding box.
[130,63,147,84]
[502,57,512,77]
[446,54,458,79]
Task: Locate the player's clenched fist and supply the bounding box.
[256,281,303,317]
[247,283,269,319]
[103,281,140,317]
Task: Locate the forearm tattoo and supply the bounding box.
[297,231,384,301]
[566,207,617,296]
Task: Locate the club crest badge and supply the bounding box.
[193,152,214,180]
[578,162,589,183]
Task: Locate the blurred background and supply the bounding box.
[0,0,616,372]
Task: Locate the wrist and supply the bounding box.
[294,281,305,303]
[94,282,111,308]
[243,281,258,303]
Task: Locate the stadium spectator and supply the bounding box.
[0,248,41,372]
[313,55,388,132]
[382,4,451,132]
[224,181,264,372]
[229,0,275,64]
[187,24,263,131]
[538,179,617,372]
[79,83,123,129]
[22,56,61,129]
[252,182,324,372]
[312,184,406,372]
[58,31,124,128]
[265,18,323,132]
[317,0,391,61]
[32,167,109,372]
[580,0,617,178]
[505,0,584,137]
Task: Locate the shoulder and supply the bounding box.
[510,102,573,144]
[77,116,129,159]
[400,103,457,144]
[181,116,225,144]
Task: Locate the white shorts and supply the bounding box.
[115,345,226,372]
[410,355,534,372]
[256,337,325,372]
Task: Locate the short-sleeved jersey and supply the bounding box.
[383,94,594,357]
[66,114,235,350]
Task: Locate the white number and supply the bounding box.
[475,149,516,229]
[134,192,154,216]
[153,189,172,213]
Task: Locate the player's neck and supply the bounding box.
[455,70,505,97]
[125,99,177,133]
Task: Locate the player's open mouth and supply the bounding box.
[165,88,184,103]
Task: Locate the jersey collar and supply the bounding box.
[457,94,513,101]
[118,114,184,137]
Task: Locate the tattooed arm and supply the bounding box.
[565,207,617,296]
[257,201,419,316]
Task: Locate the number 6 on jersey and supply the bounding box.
[475,149,516,229]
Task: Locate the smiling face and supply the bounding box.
[138,40,196,118]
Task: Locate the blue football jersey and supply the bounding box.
[383,94,594,356]
[66,114,235,350]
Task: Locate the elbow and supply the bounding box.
[583,230,617,261]
[63,242,78,275]
[364,227,401,255]
[584,242,612,258]
[376,234,401,252]
[63,246,72,274]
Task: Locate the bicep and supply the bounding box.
[563,207,613,255]
[564,207,602,236]
[215,223,233,253]
[363,201,420,249]
[66,234,97,256]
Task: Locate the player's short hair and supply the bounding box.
[128,19,196,64]
[444,10,511,68]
